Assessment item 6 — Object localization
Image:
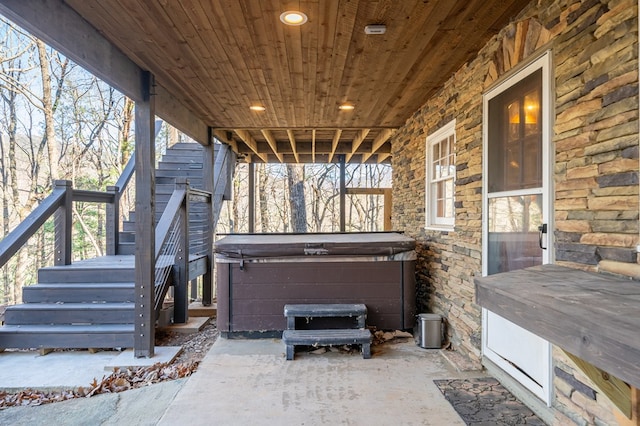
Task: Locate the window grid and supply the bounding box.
[426,122,456,229]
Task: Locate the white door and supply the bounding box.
[481,52,552,403]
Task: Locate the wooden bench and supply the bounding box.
[282,303,371,360]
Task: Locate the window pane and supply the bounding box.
[524,89,540,137]
[488,69,542,193]
[487,194,543,274]
[432,144,440,179]
[436,181,444,217]
[441,141,449,177]
[507,100,520,142]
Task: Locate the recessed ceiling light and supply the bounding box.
[280,11,308,26]
[250,105,266,111]
[339,104,355,111]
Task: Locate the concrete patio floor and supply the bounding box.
[0,337,486,425]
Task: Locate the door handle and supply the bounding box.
[538,223,547,250]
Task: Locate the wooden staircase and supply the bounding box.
[118,142,210,256]
[1,257,137,348]
[0,142,232,350]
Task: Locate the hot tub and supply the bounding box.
[214,232,416,337]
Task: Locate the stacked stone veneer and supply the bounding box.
[392,0,638,424]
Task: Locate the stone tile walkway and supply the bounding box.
[434,377,546,425]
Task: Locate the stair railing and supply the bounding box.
[0,179,117,273]
[153,177,212,322]
[106,153,136,255]
[212,143,234,230]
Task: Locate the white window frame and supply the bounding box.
[425,119,456,230]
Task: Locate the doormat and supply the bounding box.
[434,378,546,425]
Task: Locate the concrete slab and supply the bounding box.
[0,350,120,391]
[0,378,186,426]
[157,338,487,425]
[158,316,208,334]
[0,346,181,391]
[104,346,182,371]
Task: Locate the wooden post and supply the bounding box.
[248,162,255,233]
[105,185,119,255]
[173,178,189,324]
[201,129,214,306]
[134,71,156,358]
[53,180,72,266]
[339,155,346,232]
[384,188,392,231]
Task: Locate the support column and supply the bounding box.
[173,178,189,324]
[105,185,119,255]
[201,128,214,306]
[248,162,255,233]
[53,180,72,266]
[339,155,346,232]
[134,71,156,358]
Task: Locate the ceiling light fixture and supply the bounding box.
[250,105,266,111]
[339,104,355,111]
[280,11,308,26]
[364,24,386,35]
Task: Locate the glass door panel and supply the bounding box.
[487,194,543,275]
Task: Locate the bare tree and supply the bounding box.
[257,163,270,232]
[286,164,306,232]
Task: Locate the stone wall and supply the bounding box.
[392,0,638,423]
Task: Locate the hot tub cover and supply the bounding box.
[214,232,415,258]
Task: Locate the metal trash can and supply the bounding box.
[417,313,442,349]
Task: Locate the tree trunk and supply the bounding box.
[120,97,135,169]
[286,164,307,233]
[258,164,269,232]
[37,40,59,181]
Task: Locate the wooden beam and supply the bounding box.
[261,129,284,163]
[234,129,268,163]
[212,129,238,153]
[328,129,342,163]
[345,188,388,195]
[346,129,370,163]
[287,130,300,163]
[371,129,395,154]
[0,0,209,146]
[134,71,156,358]
[361,151,374,163]
[362,130,394,163]
[154,84,208,146]
[377,153,391,163]
[312,129,316,164]
[563,350,631,419]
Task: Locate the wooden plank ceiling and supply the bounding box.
[64,0,530,163]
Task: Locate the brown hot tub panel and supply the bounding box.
[215,233,416,337]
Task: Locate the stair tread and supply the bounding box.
[0,324,134,333]
[7,302,134,310]
[28,282,134,287]
[282,328,372,344]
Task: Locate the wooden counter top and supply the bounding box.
[475,264,640,389]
